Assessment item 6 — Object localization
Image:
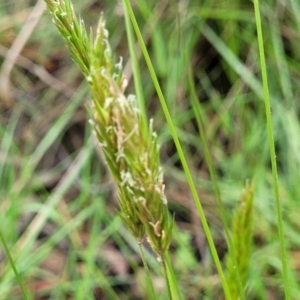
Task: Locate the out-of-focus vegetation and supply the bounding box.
[1,0,300,299]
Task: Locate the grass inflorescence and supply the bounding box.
[45,0,173,259]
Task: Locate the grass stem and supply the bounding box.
[138,242,157,300]
[253,0,290,298]
[123,0,231,298]
[161,257,173,300]
[165,252,184,300]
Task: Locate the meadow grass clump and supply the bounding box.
[1,0,298,298]
[41,0,291,299]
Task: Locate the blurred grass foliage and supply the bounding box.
[1,0,300,299]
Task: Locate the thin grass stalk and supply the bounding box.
[0,229,28,300]
[253,0,290,298]
[123,1,231,299]
[138,243,157,300]
[125,0,194,298]
[186,54,245,300]
[165,252,184,300]
[161,257,173,300]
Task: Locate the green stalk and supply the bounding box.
[165,252,184,300]
[0,229,28,300]
[123,1,231,299]
[161,257,173,300]
[138,243,157,300]
[253,0,290,298]
[124,1,179,297]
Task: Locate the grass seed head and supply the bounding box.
[45,0,173,255]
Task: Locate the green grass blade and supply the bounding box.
[138,243,158,300]
[253,0,290,298]
[0,229,28,300]
[123,1,231,298]
[165,251,184,300]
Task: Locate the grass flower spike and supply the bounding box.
[45,0,173,257]
[226,181,254,298]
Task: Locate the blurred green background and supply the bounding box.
[1,0,300,299]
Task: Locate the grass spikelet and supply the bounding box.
[226,181,254,298]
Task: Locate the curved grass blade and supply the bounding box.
[123,0,232,298]
[253,0,290,298]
